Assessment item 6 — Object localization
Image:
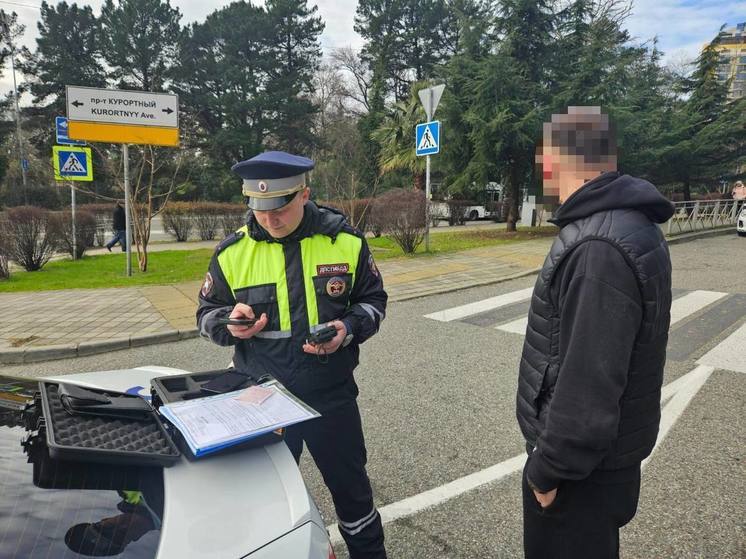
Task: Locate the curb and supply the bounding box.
[0,328,200,365]
[389,267,542,303]
[665,227,737,245]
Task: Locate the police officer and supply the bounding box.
[197,151,387,559]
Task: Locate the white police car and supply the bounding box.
[737,204,746,237]
[0,366,334,559]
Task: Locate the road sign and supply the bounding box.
[416,121,440,156]
[418,84,445,120]
[53,146,93,181]
[55,116,86,145]
[65,86,179,147]
[21,159,28,172]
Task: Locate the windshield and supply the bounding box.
[0,376,163,559]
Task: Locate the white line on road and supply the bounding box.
[643,365,714,469]
[423,287,534,322]
[496,316,528,335]
[697,321,746,374]
[495,289,728,335]
[328,364,720,545]
[669,290,727,326]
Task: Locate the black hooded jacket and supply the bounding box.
[517,172,674,491]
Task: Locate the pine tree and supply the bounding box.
[22,2,105,118]
[264,0,324,153]
[99,0,183,91]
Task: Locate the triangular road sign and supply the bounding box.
[418,126,437,150]
[61,153,86,174]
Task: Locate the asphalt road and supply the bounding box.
[3,233,744,559]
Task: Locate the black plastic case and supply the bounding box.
[39,382,180,467]
[150,369,285,455]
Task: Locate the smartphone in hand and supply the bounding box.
[217,317,257,327]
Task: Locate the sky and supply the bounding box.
[0,0,744,103]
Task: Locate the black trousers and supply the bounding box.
[522,460,641,559]
[285,401,386,559]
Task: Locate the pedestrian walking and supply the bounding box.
[105,201,126,252]
[516,107,675,559]
[197,151,388,559]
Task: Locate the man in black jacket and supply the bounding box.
[105,201,126,252]
[517,107,674,558]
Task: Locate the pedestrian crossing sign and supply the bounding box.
[53,145,93,181]
[416,121,440,156]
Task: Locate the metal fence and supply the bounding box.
[666,199,745,236]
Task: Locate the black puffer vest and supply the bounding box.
[517,173,673,471]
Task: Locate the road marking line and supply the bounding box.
[643,365,714,469]
[328,454,527,545]
[328,364,718,544]
[423,287,534,322]
[495,289,728,335]
[697,321,746,375]
[496,316,528,334]
[669,290,728,326]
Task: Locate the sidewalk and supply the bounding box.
[0,238,552,364]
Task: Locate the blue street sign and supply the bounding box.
[55,116,86,146]
[21,159,28,172]
[53,146,93,181]
[416,121,440,156]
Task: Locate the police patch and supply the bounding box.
[326,276,347,297]
[368,253,379,277]
[200,272,214,298]
[317,263,349,276]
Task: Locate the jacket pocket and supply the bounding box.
[312,273,352,324]
[534,362,557,418]
[234,283,281,332]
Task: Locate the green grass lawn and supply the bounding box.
[0,226,557,292]
[0,249,214,293]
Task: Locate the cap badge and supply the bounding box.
[258,181,268,193]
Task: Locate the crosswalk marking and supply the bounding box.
[698,321,746,374]
[490,289,728,335]
[669,290,727,325]
[497,316,528,334]
[423,287,533,322]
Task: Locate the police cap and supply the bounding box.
[231,151,315,211]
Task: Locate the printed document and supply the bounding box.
[159,381,318,457]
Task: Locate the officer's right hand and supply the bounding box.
[227,303,268,339]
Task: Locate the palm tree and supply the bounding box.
[371,86,427,190]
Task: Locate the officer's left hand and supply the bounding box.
[302,320,346,355]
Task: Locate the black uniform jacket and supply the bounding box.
[197,202,387,413]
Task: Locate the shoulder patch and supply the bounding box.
[215,230,245,254]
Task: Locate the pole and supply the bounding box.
[8,39,27,203]
[424,89,433,252]
[71,184,77,260]
[123,144,132,277]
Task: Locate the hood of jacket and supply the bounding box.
[550,172,675,228]
[247,201,348,243]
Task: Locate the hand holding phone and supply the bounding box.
[217,317,257,327]
[224,303,268,340]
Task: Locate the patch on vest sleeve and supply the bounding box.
[317,263,349,276]
[200,272,214,298]
[368,253,379,277]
